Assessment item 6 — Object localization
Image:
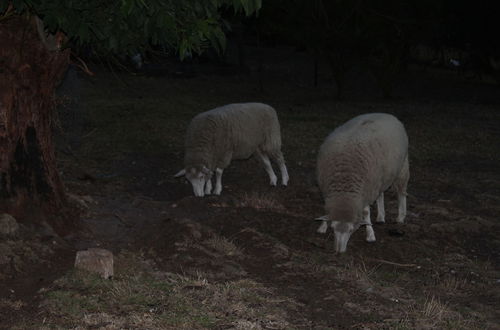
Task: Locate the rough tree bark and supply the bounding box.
[0,15,70,230]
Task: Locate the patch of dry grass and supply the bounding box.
[388,295,480,330]
[420,296,449,324]
[237,192,284,210]
[204,234,244,257]
[37,251,294,329]
[439,275,469,292]
[0,298,25,311]
[352,260,380,284]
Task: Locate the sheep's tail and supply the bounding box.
[263,108,283,157]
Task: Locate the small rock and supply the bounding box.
[74,248,114,279]
[0,214,19,237]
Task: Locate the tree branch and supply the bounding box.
[34,16,63,52]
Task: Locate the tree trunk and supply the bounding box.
[0,15,71,231]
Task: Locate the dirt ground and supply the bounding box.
[1,46,500,329]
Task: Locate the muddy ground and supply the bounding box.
[1,46,500,329]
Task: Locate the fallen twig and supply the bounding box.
[71,52,95,76]
[367,258,419,268]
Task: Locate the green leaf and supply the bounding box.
[7,0,259,60]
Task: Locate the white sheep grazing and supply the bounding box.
[316,113,409,253]
[175,103,289,197]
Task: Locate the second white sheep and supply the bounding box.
[316,113,410,253]
[175,103,289,197]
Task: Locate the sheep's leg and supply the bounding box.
[394,156,409,224]
[279,162,289,186]
[204,177,212,195]
[363,206,376,242]
[314,214,328,234]
[273,151,289,186]
[214,168,224,195]
[256,151,278,186]
[397,194,407,223]
[317,221,328,233]
[315,215,329,234]
[375,193,385,223]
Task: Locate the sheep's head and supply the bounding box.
[174,165,211,197]
[326,197,364,253]
[330,221,362,253]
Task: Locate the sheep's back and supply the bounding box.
[317,113,408,203]
[186,103,279,163]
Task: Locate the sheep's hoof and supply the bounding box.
[269,175,278,186]
[375,218,385,224]
[366,237,376,243]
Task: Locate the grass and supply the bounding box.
[36,251,293,329]
[204,234,244,257]
[439,275,469,292]
[413,295,479,329]
[237,192,284,210]
[384,296,477,330]
[420,296,449,325]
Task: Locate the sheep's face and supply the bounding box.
[326,198,363,253]
[185,166,210,197]
[330,221,362,253]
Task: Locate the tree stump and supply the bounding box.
[0,15,70,230]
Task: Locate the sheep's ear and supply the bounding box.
[174,169,186,177]
[315,215,329,221]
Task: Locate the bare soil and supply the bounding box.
[1,46,499,329]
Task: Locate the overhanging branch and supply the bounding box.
[34,16,63,52]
